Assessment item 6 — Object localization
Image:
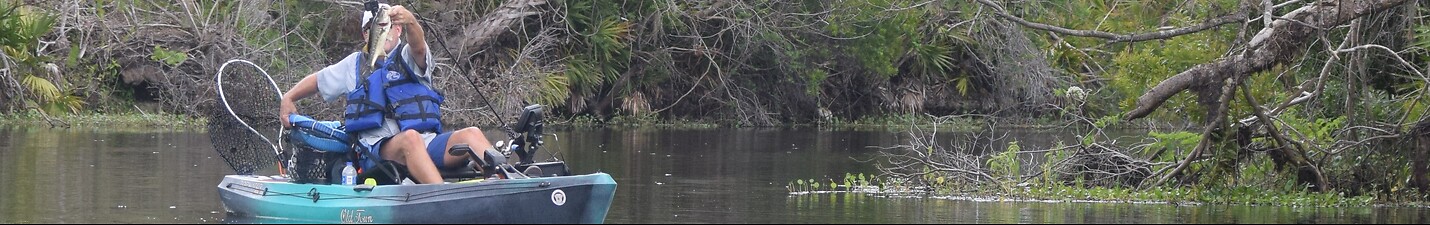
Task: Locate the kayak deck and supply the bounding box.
[218,173,617,223]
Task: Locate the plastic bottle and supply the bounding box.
[342,162,357,186]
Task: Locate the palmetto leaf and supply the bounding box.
[536,71,571,108]
[913,42,955,75]
[21,74,60,102]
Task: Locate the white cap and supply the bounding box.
[361,11,373,28]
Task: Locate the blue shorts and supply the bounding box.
[362,131,456,169]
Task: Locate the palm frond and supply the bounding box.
[535,71,571,108]
[21,74,60,102]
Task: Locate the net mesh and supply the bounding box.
[206,62,284,175]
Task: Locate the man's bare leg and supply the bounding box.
[382,130,443,184]
[441,127,496,169]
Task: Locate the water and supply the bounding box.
[0,126,1426,223]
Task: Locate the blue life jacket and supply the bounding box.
[342,44,444,135]
[342,48,395,133]
[383,45,444,133]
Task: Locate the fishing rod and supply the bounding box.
[413,13,527,138]
[212,2,544,177]
[412,11,548,164]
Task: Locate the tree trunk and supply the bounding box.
[1265,145,1330,190]
[451,0,550,63]
[1411,121,1430,193]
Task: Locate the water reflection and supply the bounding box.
[788,195,1430,223]
[0,126,230,223]
[0,126,1425,223]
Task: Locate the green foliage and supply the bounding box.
[803,69,829,96]
[787,173,883,194]
[1278,113,1345,149]
[1011,183,1373,207]
[150,45,188,67]
[1235,155,1278,187]
[953,76,972,96]
[987,141,1022,183]
[1394,81,1429,124]
[910,42,954,76]
[824,0,924,77]
[0,2,53,48]
[1,2,80,115]
[1412,18,1430,81]
[1030,0,1237,120]
[1107,31,1226,120]
[533,69,571,107]
[19,74,59,103]
[560,58,616,100]
[1229,66,1296,120]
[1092,115,1120,129]
[549,0,642,111]
[1040,141,1071,184]
[1146,131,1199,162]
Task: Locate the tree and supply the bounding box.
[968,0,1424,191]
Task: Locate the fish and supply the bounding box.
[365,4,392,68]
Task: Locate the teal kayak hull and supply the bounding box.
[217,173,617,223]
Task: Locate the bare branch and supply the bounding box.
[972,0,1249,43]
[1334,44,1428,83]
[1239,75,1329,191]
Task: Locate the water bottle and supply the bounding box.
[342,162,357,186]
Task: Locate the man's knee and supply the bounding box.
[393,130,423,147]
[456,127,485,140]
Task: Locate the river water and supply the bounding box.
[0,126,1425,223]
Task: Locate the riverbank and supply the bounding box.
[794,183,1430,208]
[0,110,1185,132]
[0,111,1027,131]
[2,111,904,130]
[560,113,1121,131]
[0,111,205,131]
[789,174,1430,208]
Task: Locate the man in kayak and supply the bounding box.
[277,0,496,184]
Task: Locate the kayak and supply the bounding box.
[217,172,617,223]
[214,53,611,223]
[215,106,615,223]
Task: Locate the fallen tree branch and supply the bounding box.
[1148,71,1245,188]
[1125,0,1411,120]
[1237,21,1356,126]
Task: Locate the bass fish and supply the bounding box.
[364,3,392,67]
